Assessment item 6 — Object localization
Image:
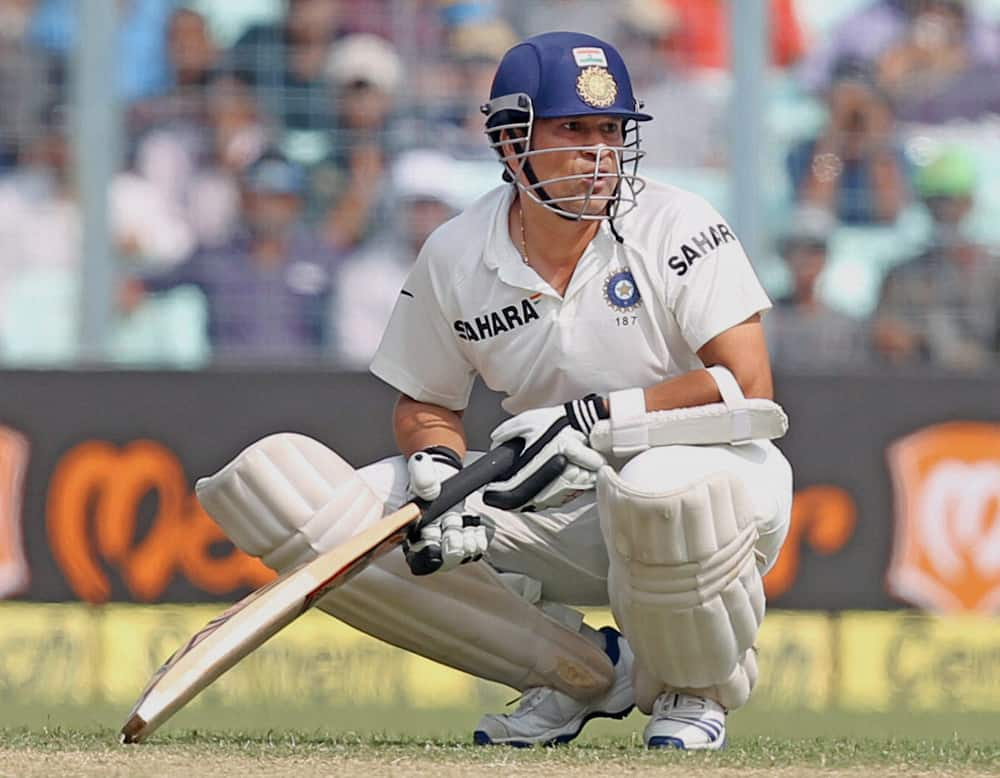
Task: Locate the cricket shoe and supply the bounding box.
[643,692,727,750]
[473,626,634,746]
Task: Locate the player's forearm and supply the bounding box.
[639,369,726,413]
[612,361,772,418]
[393,394,467,459]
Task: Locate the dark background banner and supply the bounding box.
[1,369,996,606]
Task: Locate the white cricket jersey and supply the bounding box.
[370,180,771,414]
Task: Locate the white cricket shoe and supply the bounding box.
[473,627,634,746]
[643,692,727,750]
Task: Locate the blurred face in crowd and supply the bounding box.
[403,197,455,251]
[827,77,892,159]
[287,0,340,43]
[208,77,268,170]
[0,0,35,38]
[21,128,70,191]
[340,80,394,130]
[508,115,624,218]
[905,0,966,44]
[784,238,828,299]
[243,190,302,241]
[923,193,973,227]
[168,9,217,86]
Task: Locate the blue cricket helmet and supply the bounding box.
[489,31,652,122]
[482,31,650,221]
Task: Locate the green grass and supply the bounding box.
[0,727,998,775]
[1,705,998,776]
[4,703,1000,744]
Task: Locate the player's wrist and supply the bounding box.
[564,393,610,436]
[417,445,464,472]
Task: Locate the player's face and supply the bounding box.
[520,115,624,217]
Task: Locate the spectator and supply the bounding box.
[498,0,620,42]
[129,6,219,138]
[872,147,1000,369]
[0,0,60,171]
[331,149,462,368]
[133,74,272,252]
[312,33,403,250]
[0,108,193,307]
[0,119,77,308]
[28,0,176,102]
[225,0,341,131]
[435,19,517,159]
[787,58,908,226]
[615,0,726,169]
[129,152,342,364]
[660,0,805,71]
[765,207,870,369]
[798,0,1000,95]
[876,0,1000,123]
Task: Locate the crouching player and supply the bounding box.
[196,32,792,750]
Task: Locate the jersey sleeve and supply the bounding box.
[369,245,476,411]
[662,195,772,353]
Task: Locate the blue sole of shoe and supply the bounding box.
[473,704,635,748]
[647,735,728,751]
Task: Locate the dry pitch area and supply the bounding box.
[1,731,997,778]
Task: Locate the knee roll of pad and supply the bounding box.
[598,466,765,706]
[196,433,384,572]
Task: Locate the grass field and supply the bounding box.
[1,704,997,777]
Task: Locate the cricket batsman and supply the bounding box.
[199,31,792,750]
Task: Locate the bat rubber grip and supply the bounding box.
[416,438,521,528]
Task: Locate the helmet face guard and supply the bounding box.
[483,93,646,221]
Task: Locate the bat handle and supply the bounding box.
[416,438,521,528]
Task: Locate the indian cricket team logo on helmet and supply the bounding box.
[603,269,641,312]
[576,66,617,108]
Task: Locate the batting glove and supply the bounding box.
[404,446,494,575]
[482,394,608,511]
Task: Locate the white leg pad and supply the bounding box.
[197,433,614,700]
[598,464,765,711]
[196,432,384,572]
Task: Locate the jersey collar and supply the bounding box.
[485,185,618,301]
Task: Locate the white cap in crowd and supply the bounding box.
[325,34,404,94]
[391,150,465,211]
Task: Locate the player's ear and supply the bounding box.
[499,128,527,178]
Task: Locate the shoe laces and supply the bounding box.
[655,693,707,717]
[505,687,550,719]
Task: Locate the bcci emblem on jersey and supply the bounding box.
[604,269,641,312]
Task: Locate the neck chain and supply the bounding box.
[518,200,530,265]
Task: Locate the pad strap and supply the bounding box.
[706,365,752,445]
[608,387,648,457]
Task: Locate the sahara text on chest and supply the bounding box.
[453,297,541,342]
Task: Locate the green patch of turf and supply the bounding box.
[1,727,998,772]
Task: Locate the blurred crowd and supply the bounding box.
[0,0,998,371]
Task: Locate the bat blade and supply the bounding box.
[119,439,519,744]
[120,502,420,744]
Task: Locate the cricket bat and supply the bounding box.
[120,440,520,744]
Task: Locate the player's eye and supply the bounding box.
[561,121,580,132]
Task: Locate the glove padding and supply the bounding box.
[403,446,494,575]
[482,395,608,511]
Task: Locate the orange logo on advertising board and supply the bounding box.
[887,422,1000,613]
[0,425,30,599]
[46,440,274,603]
[764,485,856,599]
